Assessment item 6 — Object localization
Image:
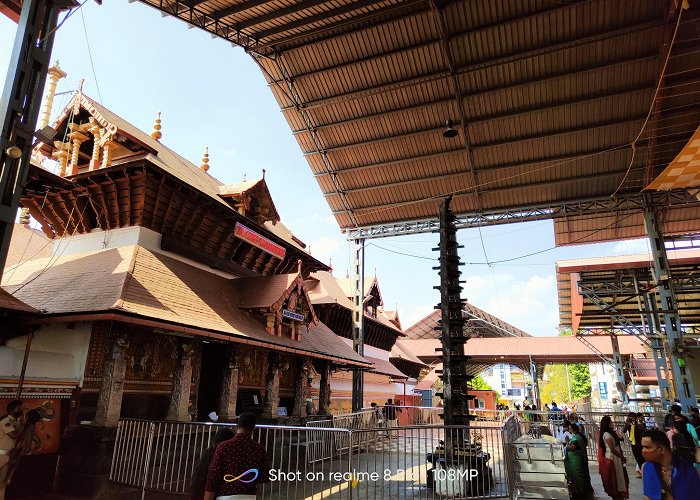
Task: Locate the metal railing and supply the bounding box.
[110,418,512,499]
[508,409,665,462]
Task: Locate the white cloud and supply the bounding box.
[464,272,559,336]
[611,239,648,255]
[307,236,343,266]
[403,304,435,330]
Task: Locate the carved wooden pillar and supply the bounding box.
[261,352,281,419]
[92,329,129,427]
[318,360,331,415]
[166,341,195,421]
[291,358,311,417]
[218,346,239,420]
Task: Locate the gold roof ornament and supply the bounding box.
[200,146,210,172]
[151,111,162,141]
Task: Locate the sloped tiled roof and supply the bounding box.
[337,276,382,305]
[1,246,368,366]
[5,224,52,270]
[0,288,38,314]
[235,274,299,309]
[365,355,408,380]
[390,342,426,367]
[306,271,353,308]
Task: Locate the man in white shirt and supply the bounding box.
[0,400,23,499]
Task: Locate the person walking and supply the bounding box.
[641,428,700,500]
[598,415,629,500]
[624,412,646,478]
[0,400,23,500]
[191,427,235,500]
[564,423,593,499]
[384,399,402,437]
[204,413,270,500]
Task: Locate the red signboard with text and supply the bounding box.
[234,223,286,260]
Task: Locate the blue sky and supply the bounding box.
[0,1,652,336]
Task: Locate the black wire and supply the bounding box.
[367,212,638,264]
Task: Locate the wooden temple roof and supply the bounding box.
[306,270,405,351]
[23,94,328,277]
[0,244,369,367]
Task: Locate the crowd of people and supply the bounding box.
[547,403,700,500]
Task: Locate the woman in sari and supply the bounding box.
[564,423,593,498]
[598,415,629,499]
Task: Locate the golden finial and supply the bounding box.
[243,173,246,182]
[262,168,266,180]
[151,111,162,141]
[200,146,210,172]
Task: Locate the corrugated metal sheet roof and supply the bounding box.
[135,0,700,241]
[556,248,700,331]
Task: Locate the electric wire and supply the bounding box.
[611,5,685,198]
[367,212,638,265]
[80,7,103,104]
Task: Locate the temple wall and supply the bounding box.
[4,322,91,383]
[52,226,237,278]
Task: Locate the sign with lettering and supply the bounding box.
[283,309,305,322]
[598,381,608,400]
[234,223,286,260]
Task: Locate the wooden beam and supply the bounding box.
[88,183,110,230]
[20,197,55,239]
[160,184,183,234]
[150,174,168,229]
[132,174,146,226]
[160,234,261,278]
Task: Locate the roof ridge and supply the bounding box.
[113,245,140,311]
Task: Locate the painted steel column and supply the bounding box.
[166,341,195,421]
[218,346,239,420]
[636,276,671,407]
[610,334,628,404]
[0,0,70,279]
[644,197,696,409]
[92,330,129,427]
[529,359,540,408]
[352,238,365,412]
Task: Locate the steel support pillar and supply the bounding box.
[609,334,628,404]
[529,358,540,408]
[644,197,696,409]
[635,277,671,407]
[351,238,365,412]
[0,0,72,279]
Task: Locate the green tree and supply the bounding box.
[470,375,495,392]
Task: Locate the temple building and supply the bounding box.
[0,80,418,494]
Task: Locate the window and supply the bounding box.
[476,398,485,409]
[507,388,521,397]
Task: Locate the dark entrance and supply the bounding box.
[197,341,227,420]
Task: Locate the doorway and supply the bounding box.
[197,341,227,420]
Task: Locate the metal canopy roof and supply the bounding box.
[136,1,700,239]
[557,248,700,335]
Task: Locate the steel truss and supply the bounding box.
[345,191,700,240]
[0,0,75,278]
